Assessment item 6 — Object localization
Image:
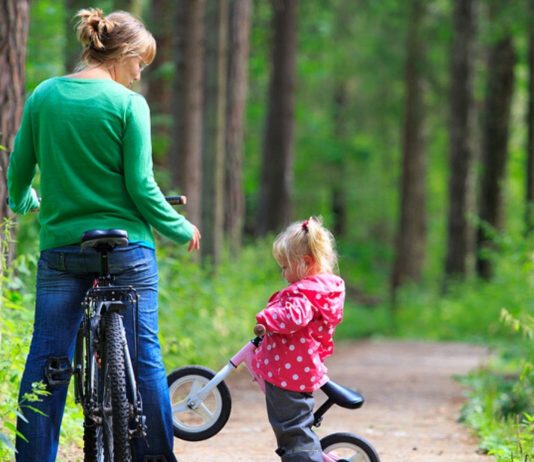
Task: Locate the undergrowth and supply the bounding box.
[1,224,532,460]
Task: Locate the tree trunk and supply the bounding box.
[444,0,477,280]
[476,34,516,279]
[391,0,426,294]
[170,0,205,227]
[146,0,175,164]
[113,0,142,16]
[64,0,87,73]
[0,0,29,225]
[256,0,298,236]
[202,0,229,266]
[526,3,534,234]
[331,83,349,238]
[225,0,252,254]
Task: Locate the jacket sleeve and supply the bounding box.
[256,290,315,335]
[122,94,194,244]
[7,96,40,214]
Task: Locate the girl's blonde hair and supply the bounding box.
[75,8,156,69]
[273,217,338,281]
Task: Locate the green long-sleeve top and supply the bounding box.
[7,77,194,251]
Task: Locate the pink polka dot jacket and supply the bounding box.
[252,273,345,393]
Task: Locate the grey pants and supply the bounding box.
[265,381,323,462]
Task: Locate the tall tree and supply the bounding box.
[526,2,534,233]
[391,0,427,293]
[0,0,29,225]
[146,0,175,163]
[476,28,516,279]
[225,0,252,253]
[170,0,206,227]
[444,0,477,280]
[256,0,298,236]
[113,0,142,16]
[202,0,229,265]
[64,0,87,73]
[329,0,354,239]
[331,83,349,238]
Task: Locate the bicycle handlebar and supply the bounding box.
[253,324,266,337]
[165,195,187,205]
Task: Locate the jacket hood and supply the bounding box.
[294,273,345,326]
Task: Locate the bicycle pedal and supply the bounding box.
[45,356,73,386]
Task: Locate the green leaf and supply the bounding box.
[15,410,28,423]
[23,405,47,417]
[3,422,28,443]
[0,432,15,450]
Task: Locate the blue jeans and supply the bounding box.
[16,244,177,462]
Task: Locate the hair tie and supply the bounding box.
[302,220,309,233]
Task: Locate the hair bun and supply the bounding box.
[76,8,115,50]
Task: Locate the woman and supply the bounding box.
[7,8,199,462]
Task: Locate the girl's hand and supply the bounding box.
[254,324,266,337]
[188,225,201,252]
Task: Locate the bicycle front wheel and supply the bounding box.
[321,432,380,462]
[168,366,232,441]
[102,311,131,461]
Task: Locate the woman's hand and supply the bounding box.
[188,225,201,252]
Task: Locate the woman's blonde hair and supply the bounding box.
[272,216,338,281]
[75,8,156,69]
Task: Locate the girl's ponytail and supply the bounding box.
[273,216,338,281]
[305,216,337,275]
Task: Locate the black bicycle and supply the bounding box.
[44,195,186,462]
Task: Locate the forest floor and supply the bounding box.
[58,339,494,461]
[174,340,494,462]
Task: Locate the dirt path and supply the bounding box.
[174,340,493,462]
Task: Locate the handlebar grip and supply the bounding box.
[254,324,266,337]
[165,195,187,205]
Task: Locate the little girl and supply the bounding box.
[252,217,345,462]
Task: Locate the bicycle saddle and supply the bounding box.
[321,381,364,409]
[81,229,129,250]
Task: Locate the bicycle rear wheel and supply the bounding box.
[104,310,131,461]
[84,311,131,461]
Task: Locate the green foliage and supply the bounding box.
[458,325,533,461]
[157,236,281,369]
[0,222,45,459]
[0,223,83,460]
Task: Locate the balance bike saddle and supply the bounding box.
[320,381,365,409]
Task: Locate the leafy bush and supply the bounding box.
[0,223,82,460]
[0,223,43,459]
[157,237,282,369]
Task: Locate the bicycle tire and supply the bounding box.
[103,310,131,461]
[321,432,380,462]
[167,366,232,441]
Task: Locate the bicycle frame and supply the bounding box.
[176,337,343,462]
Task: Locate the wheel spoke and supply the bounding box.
[194,402,214,421]
[171,399,190,414]
[189,378,206,395]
